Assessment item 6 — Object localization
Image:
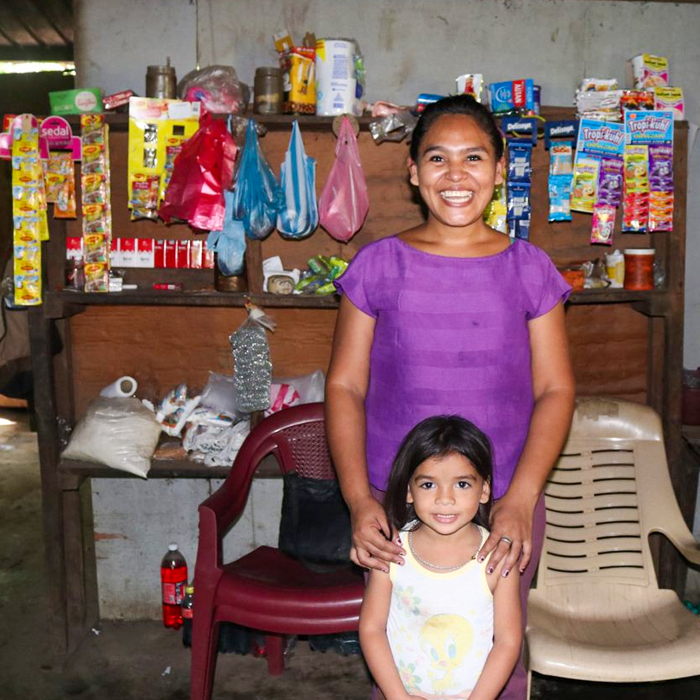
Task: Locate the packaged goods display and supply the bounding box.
[127,97,201,221]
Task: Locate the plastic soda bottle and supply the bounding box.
[161,543,187,629]
[181,585,194,647]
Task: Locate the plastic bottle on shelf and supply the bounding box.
[181,584,194,647]
[161,543,187,629]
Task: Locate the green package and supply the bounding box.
[49,88,104,116]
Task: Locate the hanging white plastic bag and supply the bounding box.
[276,121,319,239]
[318,116,369,242]
[231,119,283,240]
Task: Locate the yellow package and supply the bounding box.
[127,97,201,216]
[571,157,600,214]
[283,48,316,114]
[84,261,109,293]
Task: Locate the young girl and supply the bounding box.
[326,94,575,698]
[360,415,521,700]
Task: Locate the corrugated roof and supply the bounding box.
[0,0,73,60]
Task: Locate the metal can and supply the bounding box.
[146,64,177,100]
[254,67,283,114]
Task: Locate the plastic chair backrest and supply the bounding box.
[270,419,336,479]
[536,398,666,603]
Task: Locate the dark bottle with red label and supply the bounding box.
[161,543,187,629]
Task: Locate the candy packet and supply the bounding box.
[549,143,573,175]
[591,204,616,245]
[571,158,600,214]
[548,174,573,222]
[597,158,623,207]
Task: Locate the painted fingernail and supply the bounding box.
[487,566,494,574]
[503,569,510,577]
[397,559,404,566]
[383,568,389,573]
[478,555,485,562]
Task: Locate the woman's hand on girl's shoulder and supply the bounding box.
[479,493,536,577]
[350,495,405,572]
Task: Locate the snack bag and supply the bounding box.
[548,174,573,223]
[591,204,616,245]
[318,116,369,242]
[571,158,600,214]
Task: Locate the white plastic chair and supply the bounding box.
[526,397,700,694]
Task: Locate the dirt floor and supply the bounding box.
[1,406,699,700]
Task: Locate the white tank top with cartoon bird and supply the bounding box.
[387,526,494,700]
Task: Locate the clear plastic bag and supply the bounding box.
[178,65,250,114]
[62,397,162,479]
[318,117,369,242]
[276,121,318,239]
[230,305,276,413]
[231,119,284,240]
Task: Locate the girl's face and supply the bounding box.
[408,114,504,231]
[407,452,490,536]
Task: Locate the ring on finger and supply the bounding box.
[499,536,513,546]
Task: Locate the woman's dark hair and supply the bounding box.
[384,415,493,531]
[409,94,504,163]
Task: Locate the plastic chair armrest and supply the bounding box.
[654,524,700,566]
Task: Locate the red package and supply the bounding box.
[158,112,237,231]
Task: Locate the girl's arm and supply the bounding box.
[468,562,522,700]
[480,301,575,575]
[359,570,417,700]
[325,295,404,571]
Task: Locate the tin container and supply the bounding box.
[254,67,283,114]
[146,64,177,99]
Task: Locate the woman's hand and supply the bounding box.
[349,495,404,572]
[479,492,537,576]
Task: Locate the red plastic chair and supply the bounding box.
[190,402,364,700]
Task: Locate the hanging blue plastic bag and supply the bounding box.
[276,121,318,239]
[207,190,246,276]
[231,119,283,240]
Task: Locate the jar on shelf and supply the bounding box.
[254,67,283,115]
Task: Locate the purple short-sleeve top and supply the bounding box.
[334,236,571,499]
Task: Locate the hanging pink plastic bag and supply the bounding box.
[159,112,237,231]
[318,117,369,242]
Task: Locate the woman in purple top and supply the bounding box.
[326,95,575,699]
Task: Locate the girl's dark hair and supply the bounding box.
[409,94,504,163]
[385,415,493,531]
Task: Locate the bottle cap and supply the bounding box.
[168,543,178,551]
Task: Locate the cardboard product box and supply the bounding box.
[137,238,155,268]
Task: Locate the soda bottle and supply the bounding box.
[161,543,187,629]
[181,585,194,647]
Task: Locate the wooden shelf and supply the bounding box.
[44,286,667,319]
[44,288,340,318]
[59,455,280,481]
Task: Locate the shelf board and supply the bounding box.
[44,288,339,318]
[59,456,281,481]
[567,289,666,305]
[45,286,665,315]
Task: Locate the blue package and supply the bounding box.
[508,141,533,183]
[548,174,573,222]
[507,182,531,221]
[488,79,535,114]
